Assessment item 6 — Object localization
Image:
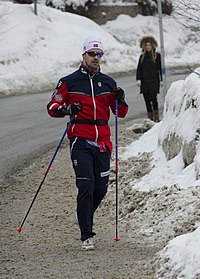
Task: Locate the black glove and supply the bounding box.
[113,87,125,103]
[57,103,82,116]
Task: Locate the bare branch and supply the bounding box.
[173,0,200,24]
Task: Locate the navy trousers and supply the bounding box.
[70,137,110,241]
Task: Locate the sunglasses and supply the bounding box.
[86,51,104,58]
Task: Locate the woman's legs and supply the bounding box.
[143,93,153,120]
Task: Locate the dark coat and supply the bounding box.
[47,65,128,153]
[136,52,162,95]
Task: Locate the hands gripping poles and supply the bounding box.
[17,117,74,233]
[114,100,120,241]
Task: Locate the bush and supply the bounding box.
[161,0,173,15]
[136,0,173,16]
[14,0,33,3]
[45,0,99,19]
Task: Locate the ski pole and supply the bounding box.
[17,116,74,233]
[114,99,120,242]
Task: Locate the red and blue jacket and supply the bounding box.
[47,65,128,153]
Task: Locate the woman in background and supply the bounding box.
[136,36,162,122]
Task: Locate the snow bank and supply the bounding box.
[160,71,200,144]
[121,67,200,191]
[1,1,200,96]
[116,68,200,277]
[102,13,200,68]
[158,68,200,184]
[0,2,132,96]
[156,225,200,279]
[154,68,200,278]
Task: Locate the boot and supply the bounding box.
[153,110,159,122]
[147,112,153,121]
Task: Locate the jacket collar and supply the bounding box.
[80,63,100,77]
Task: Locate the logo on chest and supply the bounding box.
[98,82,102,87]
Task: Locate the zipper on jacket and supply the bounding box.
[89,75,98,142]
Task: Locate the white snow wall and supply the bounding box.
[158,68,200,179]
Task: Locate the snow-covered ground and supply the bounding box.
[0,2,131,95]
[0,1,200,96]
[157,226,200,278]
[103,13,200,67]
[114,68,200,278]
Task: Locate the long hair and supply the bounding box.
[140,48,157,64]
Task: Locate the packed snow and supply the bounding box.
[156,226,200,278]
[0,2,131,95]
[121,68,200,191]
[115,68,200,278]
[102,13,200,67]
[0,1,200,96]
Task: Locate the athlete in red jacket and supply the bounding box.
[47,36,128,251]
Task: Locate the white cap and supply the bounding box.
[82,36,104,53]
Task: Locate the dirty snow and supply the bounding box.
[121,68,200,191]
[110,68,200,278]
[156,226,200,278]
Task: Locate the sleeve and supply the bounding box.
[157,53,163,81]
[47,79,69,118]
[109,84,128,118]
[136,55,142,81]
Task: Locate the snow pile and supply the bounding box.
[103,13,200,68]
[121,68,200,191]
[1,1,200,96]
[105,69,200,277]
[159,69,200,168]
[156,225,200,278]
[0,2,132,96]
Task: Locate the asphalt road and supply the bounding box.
[0,71,188,180]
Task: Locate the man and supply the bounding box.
[47,36,128,250]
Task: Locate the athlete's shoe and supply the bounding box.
[81,238,95,251]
